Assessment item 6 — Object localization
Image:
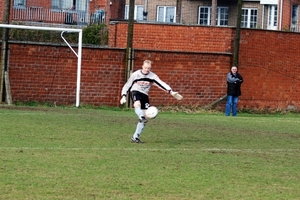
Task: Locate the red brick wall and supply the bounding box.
[109,22,235,53]
[281,0,292,30]
[110,23,300,111]
[110,0,125,20]
[9,44,79,104]
[8,43,230,107]
[26,0,50,8]
[5,24,300,111]
[133,51,230,107]
[8,44,126,106]
[0,2,4,20]
[238,29,300,110]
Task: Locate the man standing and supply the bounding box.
[225,66,243,116]
[120,60,182,143]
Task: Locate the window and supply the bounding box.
[267,5,277,30]
[51,0,87,11]
[14,0,26,7]
[198,7,228,26]
[125,5,144,20]
[157,6,176,23]
[241,8,257,28]
[52,0,72,10]
[291,5,298,31]
[292,5,299,24]
[198,7,210,25]
[76,0,87,11]
[217,7,228,26]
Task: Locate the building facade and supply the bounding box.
[0,0,124,26]
[123,0,300,32]
[0,0,300,31]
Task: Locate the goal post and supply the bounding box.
[0,24,83,107]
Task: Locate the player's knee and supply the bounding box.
[133,101,141,108]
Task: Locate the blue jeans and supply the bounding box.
[225,95,239,116]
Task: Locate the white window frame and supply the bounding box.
[241,8,258,28]
[157,6,176,23]
[292,5,299,24]
[217,7,229,26]
[198,6,211,25]
[52,0,73,10]
[51,0,86,11]
[125,5,144,21]
[291,5,299,31]
[198,6,228,26]
[13,0,26,8]
[76,0,87,12]
[267,5,278,30]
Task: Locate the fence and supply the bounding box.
[11,7,105,26]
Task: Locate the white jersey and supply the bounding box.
[121,69,172,96]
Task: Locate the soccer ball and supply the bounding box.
[146,106,158,119]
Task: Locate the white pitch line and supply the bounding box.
[0,147,299,153]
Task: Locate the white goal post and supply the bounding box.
[0,24,83,107]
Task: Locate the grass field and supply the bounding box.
[0,105,300,200]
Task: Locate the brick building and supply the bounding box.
[124,0,300,32]
[0,0,300,31]
[0,0,125,25]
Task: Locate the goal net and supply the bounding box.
[0,24,83,107]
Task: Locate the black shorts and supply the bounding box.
[131,91,150,109]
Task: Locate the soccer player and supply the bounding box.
[120,60,182,143]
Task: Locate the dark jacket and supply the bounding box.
[227,72,243,96]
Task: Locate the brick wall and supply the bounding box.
[9,44,80,105]
[109,23,300,111]
[109,22,235,53]
[25,0,50,8]
[239,29,300,110]
[8,44,126,106]
[7,43,230,107]
[5,24,300,111]
[0,2,4,20]
[133,51,231,107]
[110,0,125,20]
[281,0,292,30]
